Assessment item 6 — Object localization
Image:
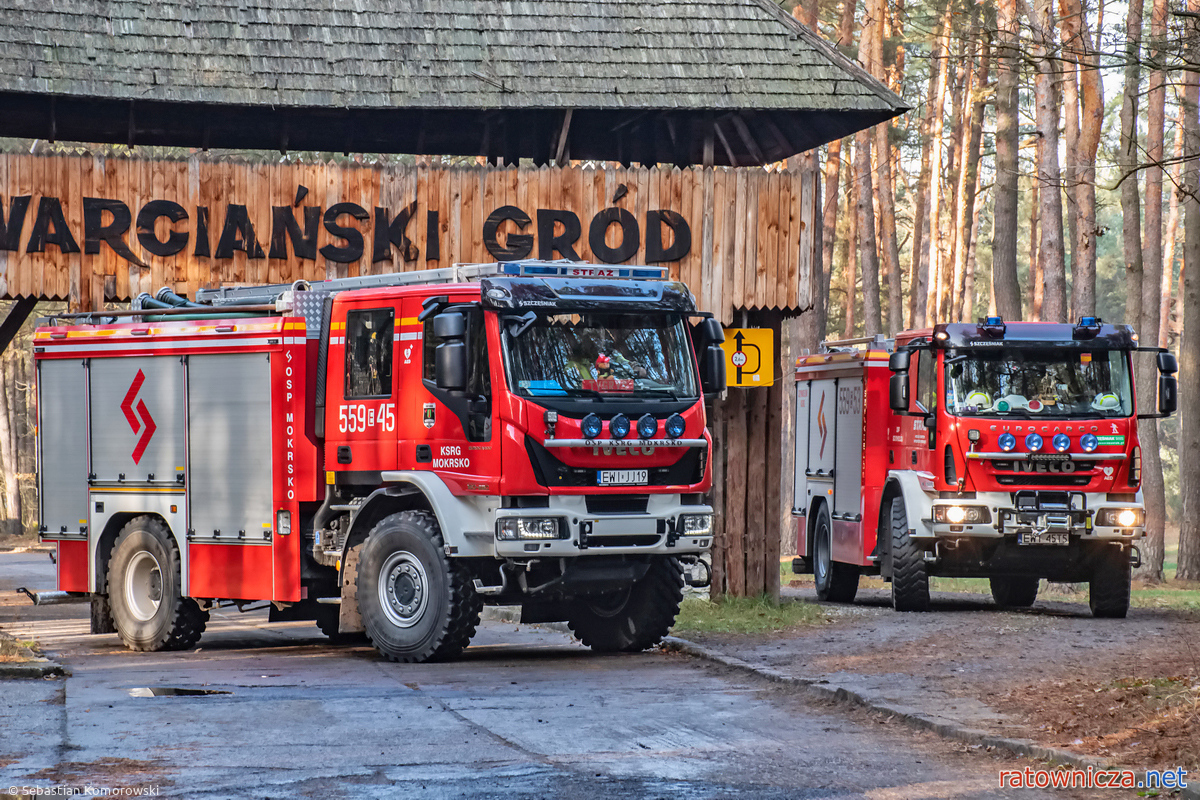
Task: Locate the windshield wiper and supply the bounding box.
[560,388,607,400]
[636,387,682,400]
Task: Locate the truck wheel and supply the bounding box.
[108,516,208,652]
[990,576,1039,608]
[889,498,930,612]
[567,557,684,653]
[813,504,859,603]
[357,510,481,662]
[1089,545,1131,619]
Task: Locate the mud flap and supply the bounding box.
[338,543,365,634]
[90,594,116,635]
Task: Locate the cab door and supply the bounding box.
[409,301,501,494]
[328,300,399,478]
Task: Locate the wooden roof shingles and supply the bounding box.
[0,0,907,164]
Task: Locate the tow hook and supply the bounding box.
[1130,545,1142,570]
[680,557,711,588]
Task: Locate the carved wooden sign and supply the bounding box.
[0,155,816,323]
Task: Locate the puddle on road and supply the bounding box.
[128,687,232,698]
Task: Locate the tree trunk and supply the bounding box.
[1059,0,1081,319]
[1177,4,1200,580]
[962,184,989,320]
[945,8,977,320]
[1030,176,1043,317]
[871,0,903,335]
[924,2,953,325]
[909,2,944,331]
[992,0,1023,319]
[952,26,989,322]
[844,160,859,339]
[1137,0,1169,583]
[1028,0,1067,321]
[1066,0,1103,317]
[815,137,846,347]
[1121,0,1145,332]
[1164,119,1185,347]
[855,132,882,337]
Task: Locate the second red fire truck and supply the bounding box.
[792,317,1177,618]
[33,261,725,662]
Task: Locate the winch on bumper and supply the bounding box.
[492,493,713,558]
[924,490,1145,543]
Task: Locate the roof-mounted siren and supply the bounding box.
[1073,316,1103,339]
[978,316,1006,338]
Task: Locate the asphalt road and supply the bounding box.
[0,551,1090,799]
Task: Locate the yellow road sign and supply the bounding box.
[720,328,774,387]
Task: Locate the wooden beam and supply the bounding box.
[724,387,748,597]
[746,381,769,596]
[555,109,574,165]
[730,113,766,165]
[714,120,739,168]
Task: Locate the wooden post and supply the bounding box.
[723,387,747,597]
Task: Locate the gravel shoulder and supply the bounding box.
[684,579,1200,773]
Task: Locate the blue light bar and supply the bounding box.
[498,261,668,280]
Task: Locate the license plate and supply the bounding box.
[1018,531,1069,546]
[598,469,648,486]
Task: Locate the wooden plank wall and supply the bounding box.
[0,155,818,322]
[710,308,789,600]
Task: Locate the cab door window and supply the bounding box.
[915,351,937,414]
[345,308,394,398]
[423,310,492,442]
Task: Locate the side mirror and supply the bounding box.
[1158,351,1179,375]
[1160,374,1178,415]
[702,345,726,396]
[436,341,467,391]
[889,350,910,373]
[700,318,725,345]
[889,373,909,412]
[433,312,467,340]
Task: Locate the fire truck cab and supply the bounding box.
[34,261,725,662]
[792,317,1178,618]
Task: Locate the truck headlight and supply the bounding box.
[680,514,713,536]
[1097,508,1143,528]
[496,518,564,540]
[933,505,990,524]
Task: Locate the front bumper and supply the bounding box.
[922,491,1143,543]
[492,494,713,558]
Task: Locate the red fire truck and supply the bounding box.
[791,317,1177,618]
[32,261,725,662]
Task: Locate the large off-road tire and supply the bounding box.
[889,498,930,612]
[357,511,481,662]
[990,576,1040,608]
[1089,545,1131,619]
[813,503,859,603]
[108,516,208,652]
[567,557,684,653]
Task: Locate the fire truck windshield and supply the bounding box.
[944,348,1133,418]
[503,312,699,400]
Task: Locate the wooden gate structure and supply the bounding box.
[0,153,818,598]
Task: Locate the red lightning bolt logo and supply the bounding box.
[120,369,157,464]
[817,391,828,458]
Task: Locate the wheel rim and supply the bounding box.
[378,551,429,629]
[815,520,831,585]
[125,550,163,622]
[587,586,632,618]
